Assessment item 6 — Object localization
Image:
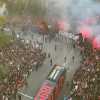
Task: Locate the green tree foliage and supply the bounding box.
[0,0,8,4]
[0,32,12,47]
[1,0,46,17]
[0,16,6,26]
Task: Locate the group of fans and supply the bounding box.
[71,35,100,100]
[0,39,46,100]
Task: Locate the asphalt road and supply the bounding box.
[17,33,82,100]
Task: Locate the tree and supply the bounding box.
[0,16,6,27]
[2,0,46,17]
[0,32,12,47]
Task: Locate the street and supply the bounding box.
[18,33,82,100]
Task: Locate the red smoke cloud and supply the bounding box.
[56,20,69,31]
[92,37,100,49]
[80,26,92,40]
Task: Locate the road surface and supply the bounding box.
[17,33,82,100]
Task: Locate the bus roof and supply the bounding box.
[34,80,56,100]
[47,65,65,82]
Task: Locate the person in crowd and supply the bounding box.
[48,53,51,58]
[64,56,67,63]
[50,58,53,66]
[54,44,57,51]
[73,43,75,49]
[18,95,21,100]
[72,56,75,63]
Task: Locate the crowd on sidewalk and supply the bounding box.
[71,39,100,100]
[0,39,46,100]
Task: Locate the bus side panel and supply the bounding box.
[52,88,55,100]
[48,89,55,100]
[55,82,60,98]
[57,73,65,97]
[48,94,53,100]
[48,67,66,100]
[60,76,64,89]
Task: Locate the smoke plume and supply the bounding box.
[47,0,100,37]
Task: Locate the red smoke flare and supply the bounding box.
[80,27,92,40]
[92,37,100,50]
[57,20,68,31]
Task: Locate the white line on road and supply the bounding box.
[18,91,33,100]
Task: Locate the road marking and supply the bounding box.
[18,91,33,100]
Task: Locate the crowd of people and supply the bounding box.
[71,39,100,100]
[0,39,46,100]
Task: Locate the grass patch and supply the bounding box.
[0,32,13,47]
